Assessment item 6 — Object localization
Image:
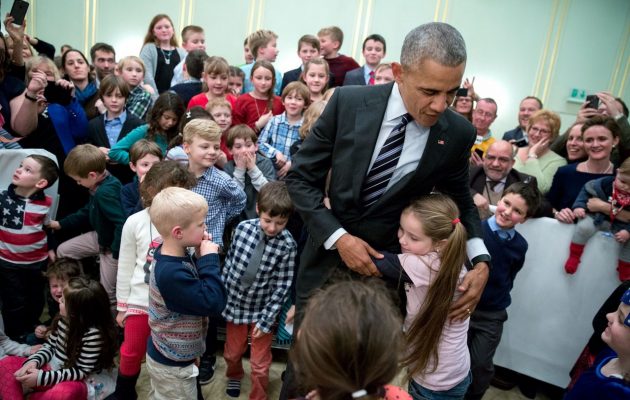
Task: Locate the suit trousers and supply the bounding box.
[466,308,508,400]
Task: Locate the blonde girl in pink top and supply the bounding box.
[374,194,470,399]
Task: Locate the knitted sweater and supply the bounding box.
[139,43,187,95]
[147,247,226,366]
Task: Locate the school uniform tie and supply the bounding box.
[240,229,267,289]
[361,113,412,208]
[368,70,375,85]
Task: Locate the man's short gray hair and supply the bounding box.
[400,22,466,68]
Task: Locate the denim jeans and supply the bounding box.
[408,371,472,400]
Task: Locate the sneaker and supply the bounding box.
[198,355,216,385]
[226,379,241,397]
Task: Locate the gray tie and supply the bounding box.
[240,230,267,289]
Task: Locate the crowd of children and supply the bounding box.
[0,11,628,400]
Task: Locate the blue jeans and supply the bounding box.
[408,371,472,400]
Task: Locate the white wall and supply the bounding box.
[2,0,628,134]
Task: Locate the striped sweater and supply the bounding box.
[0,185,52,264]
[25,319,104,386]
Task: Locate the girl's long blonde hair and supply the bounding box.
[401,194,467,379]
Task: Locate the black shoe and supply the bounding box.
[104,372,139,400]
[198,355,216,385]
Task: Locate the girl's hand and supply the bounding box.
[14,361,37,378]
[255,111,273,131]
[573,207,586,219]
[142,84,155,95]
[16,369,39,389]
[615,230,630,243]
[116,311,126,328]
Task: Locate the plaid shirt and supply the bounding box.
[222,218,296,333]
[192,166,246,248]
[257,113,302,161]
[126,85,152,120]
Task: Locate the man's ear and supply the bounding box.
[392,62,403,84]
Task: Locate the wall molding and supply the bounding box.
[541,0,570,104]
[610,22,630,96]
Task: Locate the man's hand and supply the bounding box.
[576,101,600,123]
[277,161,291,178]
[47,220,60,230]
[336,233,382,276]
[252,326,265,339]
[449,262,489,322]
[469,151,483,166]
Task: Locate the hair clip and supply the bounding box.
[185,111,192,119]
[351,390,368,399]
[452,217,460,226]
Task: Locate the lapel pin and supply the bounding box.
[437,140,445,145]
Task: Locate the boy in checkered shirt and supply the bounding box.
[221,181,296,399]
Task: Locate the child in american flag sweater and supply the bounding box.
[0,155,58,340]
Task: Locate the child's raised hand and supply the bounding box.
[255,111,273,130]
[199,232,219,256]
[615,230,630,243]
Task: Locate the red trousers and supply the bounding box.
[223,322,273,400]
[119,314,150,376]
[0,356,87,400]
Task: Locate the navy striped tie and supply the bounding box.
[362,113,412,207]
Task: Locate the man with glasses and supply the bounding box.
[503,96,543,147]
[470,140,537,219]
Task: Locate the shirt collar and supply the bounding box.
[105,110,127,124]
[8,184,45,201]
[487,215,516,240]
[384,83,409,123]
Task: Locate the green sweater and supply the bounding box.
[108,124,168,165]
[59,174,125,259]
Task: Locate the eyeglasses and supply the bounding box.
[529,126,551,135]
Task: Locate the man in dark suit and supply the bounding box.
[470,140,537,218]
[282,23,490,398]
[343,34,387,86]
[286,21,490,319]
[502,96,543,147]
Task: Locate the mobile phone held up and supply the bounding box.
[10,0,29,26]
[44,83,73,106]
[456,87,468,97]
[585,94,600,110]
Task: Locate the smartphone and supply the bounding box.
[44,83,72,105]
[10,0,29,26]
[513,137,528,147]
[586,94,600,109]
[456,87,468,97]
[474,148,484,158]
